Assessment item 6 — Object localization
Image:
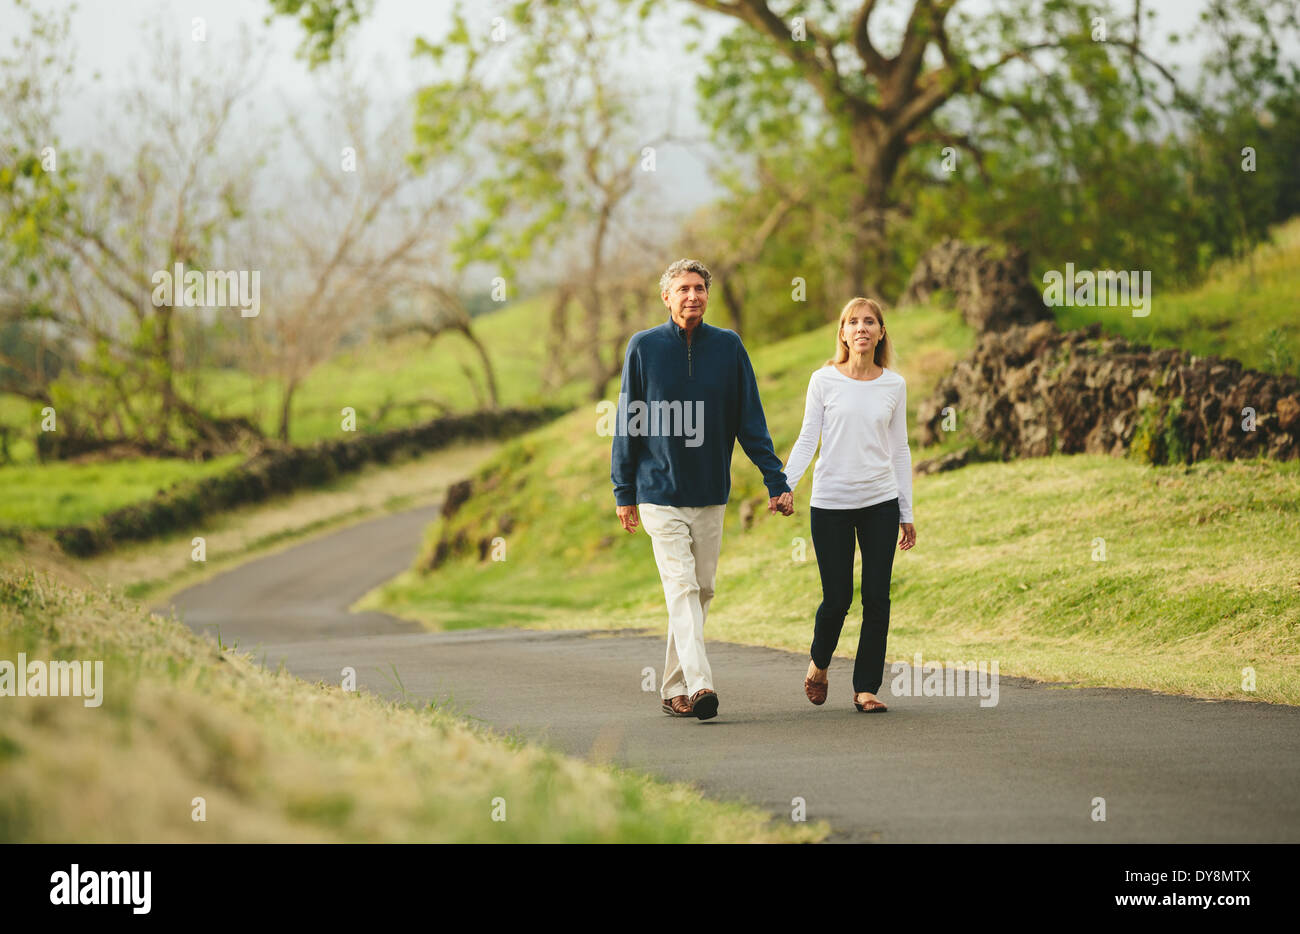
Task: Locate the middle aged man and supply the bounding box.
[611,258,794,721]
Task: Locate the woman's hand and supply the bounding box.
[899,522,916,551]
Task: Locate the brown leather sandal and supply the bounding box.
[689,688,719,720]
[804,676,828,706]
[852,693,888,713]
[662,695,694,717]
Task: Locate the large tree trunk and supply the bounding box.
[848,122,906,300]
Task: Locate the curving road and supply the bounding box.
[158,506,1300,843]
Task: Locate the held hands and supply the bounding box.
[899,522,916,551]
[618,495,792,533]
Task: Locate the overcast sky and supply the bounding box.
[12,0,724,206]
[40,0,1212,89]
[8,0,1219,203]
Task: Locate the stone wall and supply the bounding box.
[47,406,568,557]
[916,321,1300,465]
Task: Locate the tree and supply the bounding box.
[676,153,813,338]
[1181,0,1300,281]
[265,0,372,68]
[270,0,676,401]
[409,1,673,402]
[685,0,1208,298]
[242,58,491,443]
[268,0,1300,320]
[0,5,266,458]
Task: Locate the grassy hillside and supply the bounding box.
[364,300,1300,706]
[0,454,245,529]
[46,439,503,605]
[1050,216,1300,380]
[0,567,823,843]
[6,215,1294,531]
[199,293,593,446]
[0,295,584,530]
[0,295,574,466]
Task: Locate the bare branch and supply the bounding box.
[851,0,889,77]
[689,0,861,117]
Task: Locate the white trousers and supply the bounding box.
[637,503,725,700]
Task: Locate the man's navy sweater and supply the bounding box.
[610,314,790,507]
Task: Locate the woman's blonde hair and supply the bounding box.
[826,297,892,368]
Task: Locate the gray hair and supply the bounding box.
[659,258,712,295]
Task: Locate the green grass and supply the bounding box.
[0,455,245,528]
[0,439,503,612]
[0,295,592,528]
[1050,216,1300,380]
[0,290,661,529]
[2,296,581,464]
[0,394,35,465]
[107,440,501,605]
[196,294,593,446]
[0,567,825,843]
[364,302,1300,706]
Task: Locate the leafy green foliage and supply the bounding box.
[687,0,1300,343]
[264,0,371,67]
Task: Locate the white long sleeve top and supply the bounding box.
[781,364,914,522]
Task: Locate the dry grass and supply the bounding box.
[0,569,825,843]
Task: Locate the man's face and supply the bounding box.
[662,271,708,330]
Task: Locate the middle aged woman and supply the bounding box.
[775,297,916,713]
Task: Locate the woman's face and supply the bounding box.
[841,309,882,355]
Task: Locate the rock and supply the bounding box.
[898,239,1055,333]
[442,479,474,519]
[1279,395,1300,432]
[916,448,970,475]
[917,322,1300,465]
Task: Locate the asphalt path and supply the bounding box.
[159,507,1300,843]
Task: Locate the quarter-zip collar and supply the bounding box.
[666,311,710,343]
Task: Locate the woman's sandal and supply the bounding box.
[852,693,888,713]
[804,676,828,706]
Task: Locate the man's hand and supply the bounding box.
[617,504,640,533]
[899,522,916,551]
[769,492,794,516]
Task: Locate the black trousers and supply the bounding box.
[809,498,899,694]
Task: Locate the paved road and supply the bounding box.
[159,508,1300,843]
